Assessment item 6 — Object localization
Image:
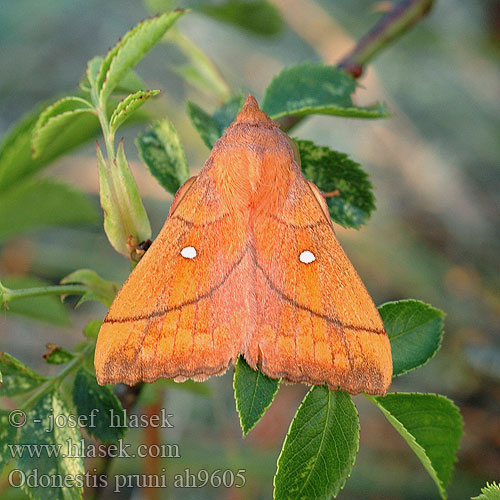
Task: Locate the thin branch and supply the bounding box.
[92,383,144,500]
[338,0,434,78]
[0,283,87,307]
[20,343,95,412]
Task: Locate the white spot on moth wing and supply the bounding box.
[181,246,197,259]
[299,250,316,264]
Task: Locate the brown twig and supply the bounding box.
[91,383,144,500]
[338,0,434,78]
[323,189,340,198]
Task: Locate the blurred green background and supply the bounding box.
[1,0,500,498]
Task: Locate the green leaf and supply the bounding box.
[97,141,151,257]
[169,30,231,100]
[0,177,98,242]
[33,96,93,132]
[370,393,463,500]
[473,483,500,500]
[0,352,47,397]
[1,276,70,326]
[0,107,39,188]
[84,319,103,340]
[274,387,359,500]
[199,0,283,36]
[186,100,221,149]
[43,344,75,365]
[0,102,101,191]
[18,390,84,500]
[0,409,18,473]
[262,63,389,120]
[32,96,95,158]
[379,300,445,377]
[61,269,119,307]
[73,368,126,443]
[110,89,160,134]
[97,10,184,105]
[296,139,375,229]
[82,55,103,93]
[136,119,190,195]
[82,57,146,97]
[187,95,246,149]
[213,93,245,132]
[233,357,280,436]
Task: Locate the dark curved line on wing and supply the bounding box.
[105,245,250,324]
[270,214,330,230]
[253,253,385,335]
[171,212,230,227]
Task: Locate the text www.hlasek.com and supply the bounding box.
[9,438,179,459]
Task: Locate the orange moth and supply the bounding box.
[95,95,392,395]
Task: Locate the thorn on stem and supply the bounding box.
[323,189,340,198]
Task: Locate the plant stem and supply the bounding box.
[278,0,434,132]
[1,284,87,305]
[20,343,94,411]
[338,0,434,78]
[93,382,144,500]
[97,107,115,163]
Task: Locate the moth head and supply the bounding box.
[231,94,277,128]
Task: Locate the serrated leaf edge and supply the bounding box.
[32,102,96,158]
[34,96,94,130]
[378,299,446,377]
[368,392,464,500]
[273,387,360,500]
[472,482,500,500]
[97,11,184,105]
[109,90,160,134]
[269,104,390,121]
